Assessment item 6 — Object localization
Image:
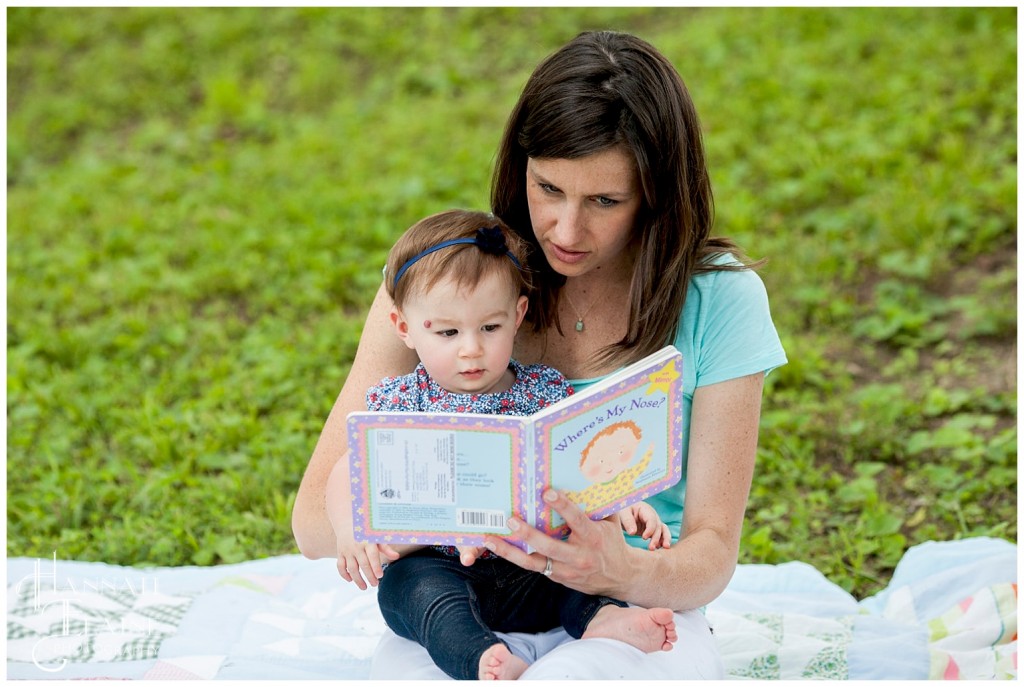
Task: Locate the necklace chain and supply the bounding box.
[563,283,608,333]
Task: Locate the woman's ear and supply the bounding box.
[514,295,529,329]
[390,307,416,349]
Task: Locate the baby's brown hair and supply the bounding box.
[385,210,532,310]
[579,420,643,469]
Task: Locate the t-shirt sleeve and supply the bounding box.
[678,267,788,389]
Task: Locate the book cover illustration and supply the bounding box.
[348,346,683,547]
[532,351,683,537]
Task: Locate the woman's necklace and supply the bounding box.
[562,282,609,333]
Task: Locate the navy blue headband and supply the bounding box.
[392,226,522,288]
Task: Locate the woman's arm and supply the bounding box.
[292,283,421,560]
[483,372,764,611]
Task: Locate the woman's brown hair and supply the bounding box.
[491,31,754,368]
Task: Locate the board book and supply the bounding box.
[347,345,684,548]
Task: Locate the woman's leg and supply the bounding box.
[519,608,724,680]
[369,626,571,680]
[370,609,722,680]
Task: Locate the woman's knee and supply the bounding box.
[518,610,723,680]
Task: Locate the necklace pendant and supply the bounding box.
[575,319,584,332]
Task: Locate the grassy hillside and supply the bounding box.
[7,7,1016,597]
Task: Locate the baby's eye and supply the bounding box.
[437,329,458,338]
[482,324,501,332]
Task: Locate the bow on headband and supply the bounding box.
[392,226,521,288]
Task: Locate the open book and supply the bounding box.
[348,345,683,548]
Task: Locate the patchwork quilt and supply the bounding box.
[6,536,1016,679]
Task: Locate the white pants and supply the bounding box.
[369,608,724,680]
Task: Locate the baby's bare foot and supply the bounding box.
[582,605,678,652]
[479,642,529,680]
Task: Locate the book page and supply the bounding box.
[533,348,684,535]
[371,428,458,506]
[348,415,524,545]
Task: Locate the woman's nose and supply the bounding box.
[551,203,583,244]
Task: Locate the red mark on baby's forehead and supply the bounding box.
[423,320,432,329]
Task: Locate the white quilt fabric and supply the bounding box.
[6,536,1016,679]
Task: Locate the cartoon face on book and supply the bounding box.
[579,421,643,483]
[561,419,658,514]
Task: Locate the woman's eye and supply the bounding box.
[595,196,618,207]
[540,183,560,194]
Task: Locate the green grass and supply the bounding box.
[7,7,1016,598]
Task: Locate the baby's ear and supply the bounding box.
[514,295,529,329]
[390,308,415,349]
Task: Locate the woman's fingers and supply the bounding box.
[482,490,617,588]
[482,511,577,579]
[482,532,552,576]
[540,489,595,537]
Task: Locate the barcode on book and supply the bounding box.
[456,509,508,530]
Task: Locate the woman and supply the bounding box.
[292,30,786,679]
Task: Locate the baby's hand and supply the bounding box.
[337,538,400,590]
[455,546,485,567]
[619,502,672,550]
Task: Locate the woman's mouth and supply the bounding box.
[549,243,588,265]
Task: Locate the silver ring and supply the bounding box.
[542,557,553,577]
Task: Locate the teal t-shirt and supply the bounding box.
[568,263,787,548]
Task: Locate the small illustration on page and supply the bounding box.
[563,420,655,512]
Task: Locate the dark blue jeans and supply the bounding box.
[376,548,626,680]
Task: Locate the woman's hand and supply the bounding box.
[483,489,638,598]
